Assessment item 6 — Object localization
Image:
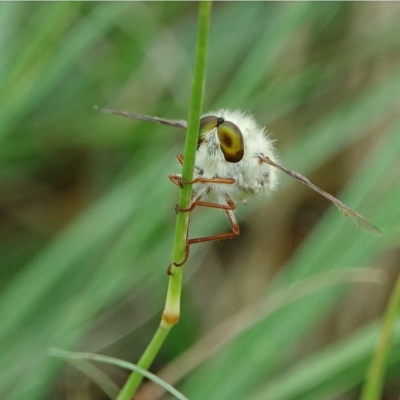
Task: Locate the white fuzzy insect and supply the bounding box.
[95,106,382,265]
[191,109,278,205]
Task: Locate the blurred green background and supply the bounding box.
[0,2,399,400]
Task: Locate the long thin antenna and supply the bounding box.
[93,106,187,130]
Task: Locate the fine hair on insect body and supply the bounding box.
[95,106,382,268]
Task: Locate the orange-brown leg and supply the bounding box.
[187,196,239,245]
[169,173,235,189]
[170,154,236,187]
[188,209,240,244]
[167,154,238,272]
[175,197,236,213]
[170,195,240,272]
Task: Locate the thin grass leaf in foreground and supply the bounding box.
[49,348,188,400]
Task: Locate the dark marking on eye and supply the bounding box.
[220,133,232,148]
[217,120,244,163]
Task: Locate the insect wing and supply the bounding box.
[94,106,188,130]
[259,155,382,236]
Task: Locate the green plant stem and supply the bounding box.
[115,2,212,400]
[360,273,400,400]
[115,325,170,400]
[163,0,212,325]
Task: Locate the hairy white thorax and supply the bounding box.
[192,109,279,205]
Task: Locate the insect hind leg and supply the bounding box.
[187,195,240,245]
[169,195,240,272]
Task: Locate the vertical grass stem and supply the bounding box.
[115,3,212,399]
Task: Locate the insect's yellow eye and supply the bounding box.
[217,120,244,163]
[199,115,244,163]
[199,116,221,139]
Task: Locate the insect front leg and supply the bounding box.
[168,173,235,190]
